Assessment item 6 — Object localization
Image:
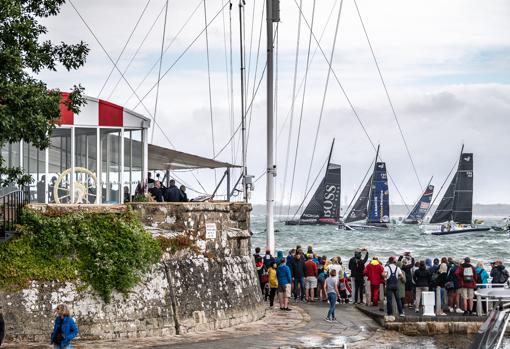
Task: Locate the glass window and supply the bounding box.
[100,129,121,203]
[123,129,143,202]
[74,128,98,204]
[22,142,46,203]
[48,128,72,203]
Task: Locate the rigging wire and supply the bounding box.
[221,1,234,165]
[68,0,177,151]
[132,0,231,111]
[343,159,374,217]
[292,0,411,212]
[353,0,423,192]
[427,159,458,219]
[290,156,329,220]
[287,0,317,215]
[244,0,257,100]
[122,0,207,106]
[228,2,235,164]
[151,0,170,143]
[96,0,152,99]
[203,0,217,164]
[107,2,167,100]
[278,0,303,215]
[304,0,343,199]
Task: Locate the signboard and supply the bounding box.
[205,223,217,239]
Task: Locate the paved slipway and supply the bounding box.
[5,302,469,349]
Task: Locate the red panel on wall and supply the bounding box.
[59,92,74,125]
[99,99,123,127]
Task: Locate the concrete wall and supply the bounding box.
[0,202,263,342]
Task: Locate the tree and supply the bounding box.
[0,0,89,187]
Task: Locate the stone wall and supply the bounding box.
[0,202,264,342]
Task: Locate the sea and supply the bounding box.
[251,215,510,264]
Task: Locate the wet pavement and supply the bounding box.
[3,301,476,348]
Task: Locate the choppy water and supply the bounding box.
[251,216,510,263]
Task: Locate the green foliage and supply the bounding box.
[0,210,162,302]
[0,0,89,186]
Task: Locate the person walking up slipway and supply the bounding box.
[51,304,78,349]
[324,269,340,322]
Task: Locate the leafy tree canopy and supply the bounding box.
[0,0,89,187]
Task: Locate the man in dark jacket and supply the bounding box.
[349,248,369,304]
[164,179,181,202]
[490,261,509,285]
[292,252,306,301]
[148,180,164,202]
[413,260,432,313]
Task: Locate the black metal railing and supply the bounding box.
[0,188,30,241]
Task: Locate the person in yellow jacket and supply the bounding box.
[268,261,279,307]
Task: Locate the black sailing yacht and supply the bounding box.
[403,181,434,224]
[285,140,341,226]
[340,145,390,230]
[425,146,490,236]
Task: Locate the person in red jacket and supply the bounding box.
[364,257,385,306]
[455,257,478,315]
[304,258,318,302]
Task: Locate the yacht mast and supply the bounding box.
[266,0,279,254]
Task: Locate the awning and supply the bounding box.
[148,143,240,170]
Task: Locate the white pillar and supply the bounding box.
[142,128,149,193]
[120,128,125,204]
[70,126,75,203]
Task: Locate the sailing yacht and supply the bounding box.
[423,147,490,236]
[340,146,390,230]
[285,140,341,226]
[403,183,434,224]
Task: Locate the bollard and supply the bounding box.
[366,279,371,306]
[422,291,436,316]
[351,277,356,303]
[435,286,442,315]
[379,283,385,311]
[476,293,483,316]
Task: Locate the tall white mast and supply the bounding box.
[266,0,279,254]
[238,0,248,202]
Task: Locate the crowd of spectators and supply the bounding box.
[147,173,188,203]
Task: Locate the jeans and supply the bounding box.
[354,279,364,303]
[294,276,305,300]
[386,288,403,315]
[327,292,337,319]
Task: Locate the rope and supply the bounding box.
[343,159,374,217]
[69,0,177,150]
[287,0,317,215]
[107,2,167,100]
[353,0,423,191]
[291,156,328,220]
[278,0,303,215]
[203,0,217,163]
[151,0,170,143]
[304,0,343,198]
[292,0,411,212]
[428,159,458,219]
[96,0,152,98]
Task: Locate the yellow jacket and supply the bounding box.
[268,267,278,288]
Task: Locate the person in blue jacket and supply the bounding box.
[51,304,78,349]
[276,258,292,311]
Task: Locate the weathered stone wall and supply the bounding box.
[0,202,263,343]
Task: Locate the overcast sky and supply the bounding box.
[39,0,510,206]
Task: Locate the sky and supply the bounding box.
[38,0,510,206]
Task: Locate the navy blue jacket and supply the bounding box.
[164,185,181,202]
[51,316,78,347]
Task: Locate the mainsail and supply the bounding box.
[430,152,473,224]
[367,162,390,224]
[405,184,434,223]
[344,175,372,223]
[300,163,341,222]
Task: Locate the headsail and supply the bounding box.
[430,150,474,224]
[367,162,390,224]
[300,163,341,223]
[344,175,372,223]
[452,153,473,224]
[405,184,434,223]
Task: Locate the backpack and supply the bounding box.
[463,266,474,283]
[387,265,398,291]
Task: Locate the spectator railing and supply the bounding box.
[0,188,30,241]
[475,283,509,316]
